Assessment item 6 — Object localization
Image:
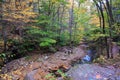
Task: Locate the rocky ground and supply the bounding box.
[67,64,120,80]
[0,45,120,80]
[0,45,87,80]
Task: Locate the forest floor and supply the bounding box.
[0,45,120,80]
[0,45,86,80]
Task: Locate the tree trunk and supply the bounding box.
[93,0,110,58]
[69,0,74,48]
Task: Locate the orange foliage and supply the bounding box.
[2,0,37,23]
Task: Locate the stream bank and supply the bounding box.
[0,45,87,80]
[0,44,120,80]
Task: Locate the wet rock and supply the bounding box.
[67,64,120,80]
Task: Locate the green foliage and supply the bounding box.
[0,53,6,59]
[116,41,120,46]
[28,28,47,36]
[45,73,56,80]
[7,38,35,59]
[0,0,3,2]
[37,14,51,26]
[57,69,67,78]
[40,38,56,47]
[25,26,57,48]
[24,56,32,61]
[84,26,109,41]
[58,32,69,46]
[45,69,69,80]
[1,0,119,63]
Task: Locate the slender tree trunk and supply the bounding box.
[0,1,7,52]
[96,6,103,55]
[2,25,7,52]
[59,5,65,38]
[102,0,114,58]
[93,0,110,58]
[69,0,74,47]
[106,0,115,58]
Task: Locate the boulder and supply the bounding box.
[67,64,120,80]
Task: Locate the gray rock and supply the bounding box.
[67,64,120,80]
[24,70,37,80]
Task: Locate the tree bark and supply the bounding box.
[93,0,110,58]
[69,0,74,47]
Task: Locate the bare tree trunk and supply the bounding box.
[60,5,65,33]
[96,6,103,55]
[69,0,74,47]
[106,0,114,58]
[93,0,110,58]
[2,25,7,52]
[0,1,7,52]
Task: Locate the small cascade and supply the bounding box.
[81,49,96,64]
